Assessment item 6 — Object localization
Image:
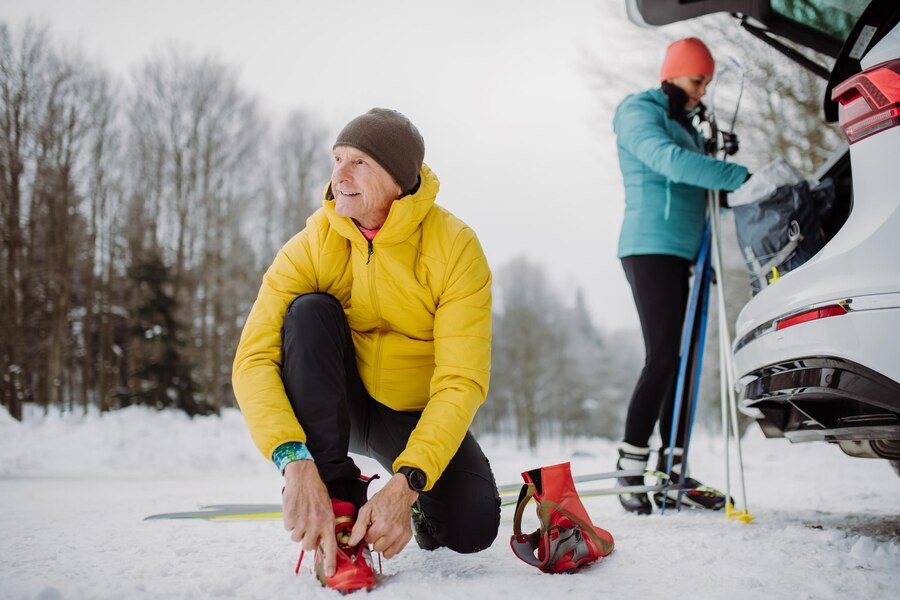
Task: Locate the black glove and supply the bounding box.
[722,131,740,156]
[718,190,729,209]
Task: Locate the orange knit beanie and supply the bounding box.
[659,37,715,82]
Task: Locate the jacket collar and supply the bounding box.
[646,87,704,152]
[647,86,669,109]
[322,163,440,246]
[648,86,704,120]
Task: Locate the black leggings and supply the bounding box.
[280,292,500,554]
[621,255,693,450]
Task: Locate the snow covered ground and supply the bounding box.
[1,405,898,600]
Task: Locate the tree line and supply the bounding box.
[0,22,331,420]
[2,11,841,448]
[0,21,642,449]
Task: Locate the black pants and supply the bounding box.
[281,292,500,553]
[620,255,693,450]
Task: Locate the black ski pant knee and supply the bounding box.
[280,292,500,553]
[621,255,693,449]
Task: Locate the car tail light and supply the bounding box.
[831,59,900,144]
[776,304,848,331]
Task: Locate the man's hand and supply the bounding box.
[282,460,337,576]
[347,473,418,559]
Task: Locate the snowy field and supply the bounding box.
[1,405,898,600]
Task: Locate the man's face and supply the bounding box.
[331,146,401,229]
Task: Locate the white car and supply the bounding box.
[628,0,900,473]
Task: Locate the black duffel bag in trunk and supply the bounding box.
[733,178,835,294]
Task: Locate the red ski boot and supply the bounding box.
[305,499,377,593]
[510,462,615,573]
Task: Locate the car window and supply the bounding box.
[771,0,872,46]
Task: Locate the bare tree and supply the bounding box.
[690,15,843,174]
[486,257,637,448]
[125,44,266,412]
[268,110,330,249]
[0,22,51,418]
[0,22,350,418]
[80,67,126,413]
[0,21,132,418]
[490,257,560,449]
[30,51,114,411]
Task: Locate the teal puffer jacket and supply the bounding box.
[613,87,748,260]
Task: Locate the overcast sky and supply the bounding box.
[1,0,686,332]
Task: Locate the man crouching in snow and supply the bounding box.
[232,108,500,593]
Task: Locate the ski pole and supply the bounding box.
[710,194,735,516]
[675,246,712,512]
[715,204,734,515]
[705,59,754,523]
[707,194,754,523]
[725,340,753,523]
[661,220,711,515]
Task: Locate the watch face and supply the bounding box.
[409,469,426,491]
[401,467,426,491]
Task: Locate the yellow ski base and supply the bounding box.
[208,512,283,520]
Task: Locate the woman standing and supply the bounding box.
[612,37,749,514]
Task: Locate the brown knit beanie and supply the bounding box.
[333,108,425,195]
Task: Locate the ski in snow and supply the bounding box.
[144,468,670,520]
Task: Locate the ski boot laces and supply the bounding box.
[295,499,380,594]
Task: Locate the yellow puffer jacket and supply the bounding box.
[232,164,492,490]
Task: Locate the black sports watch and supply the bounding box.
[397,466,427,492]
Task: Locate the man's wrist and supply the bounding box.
[272,442,313,475]
[396,466,427,492]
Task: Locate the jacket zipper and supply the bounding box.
[366,238,383,395]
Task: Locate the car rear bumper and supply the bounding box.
[738,355,900,443]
